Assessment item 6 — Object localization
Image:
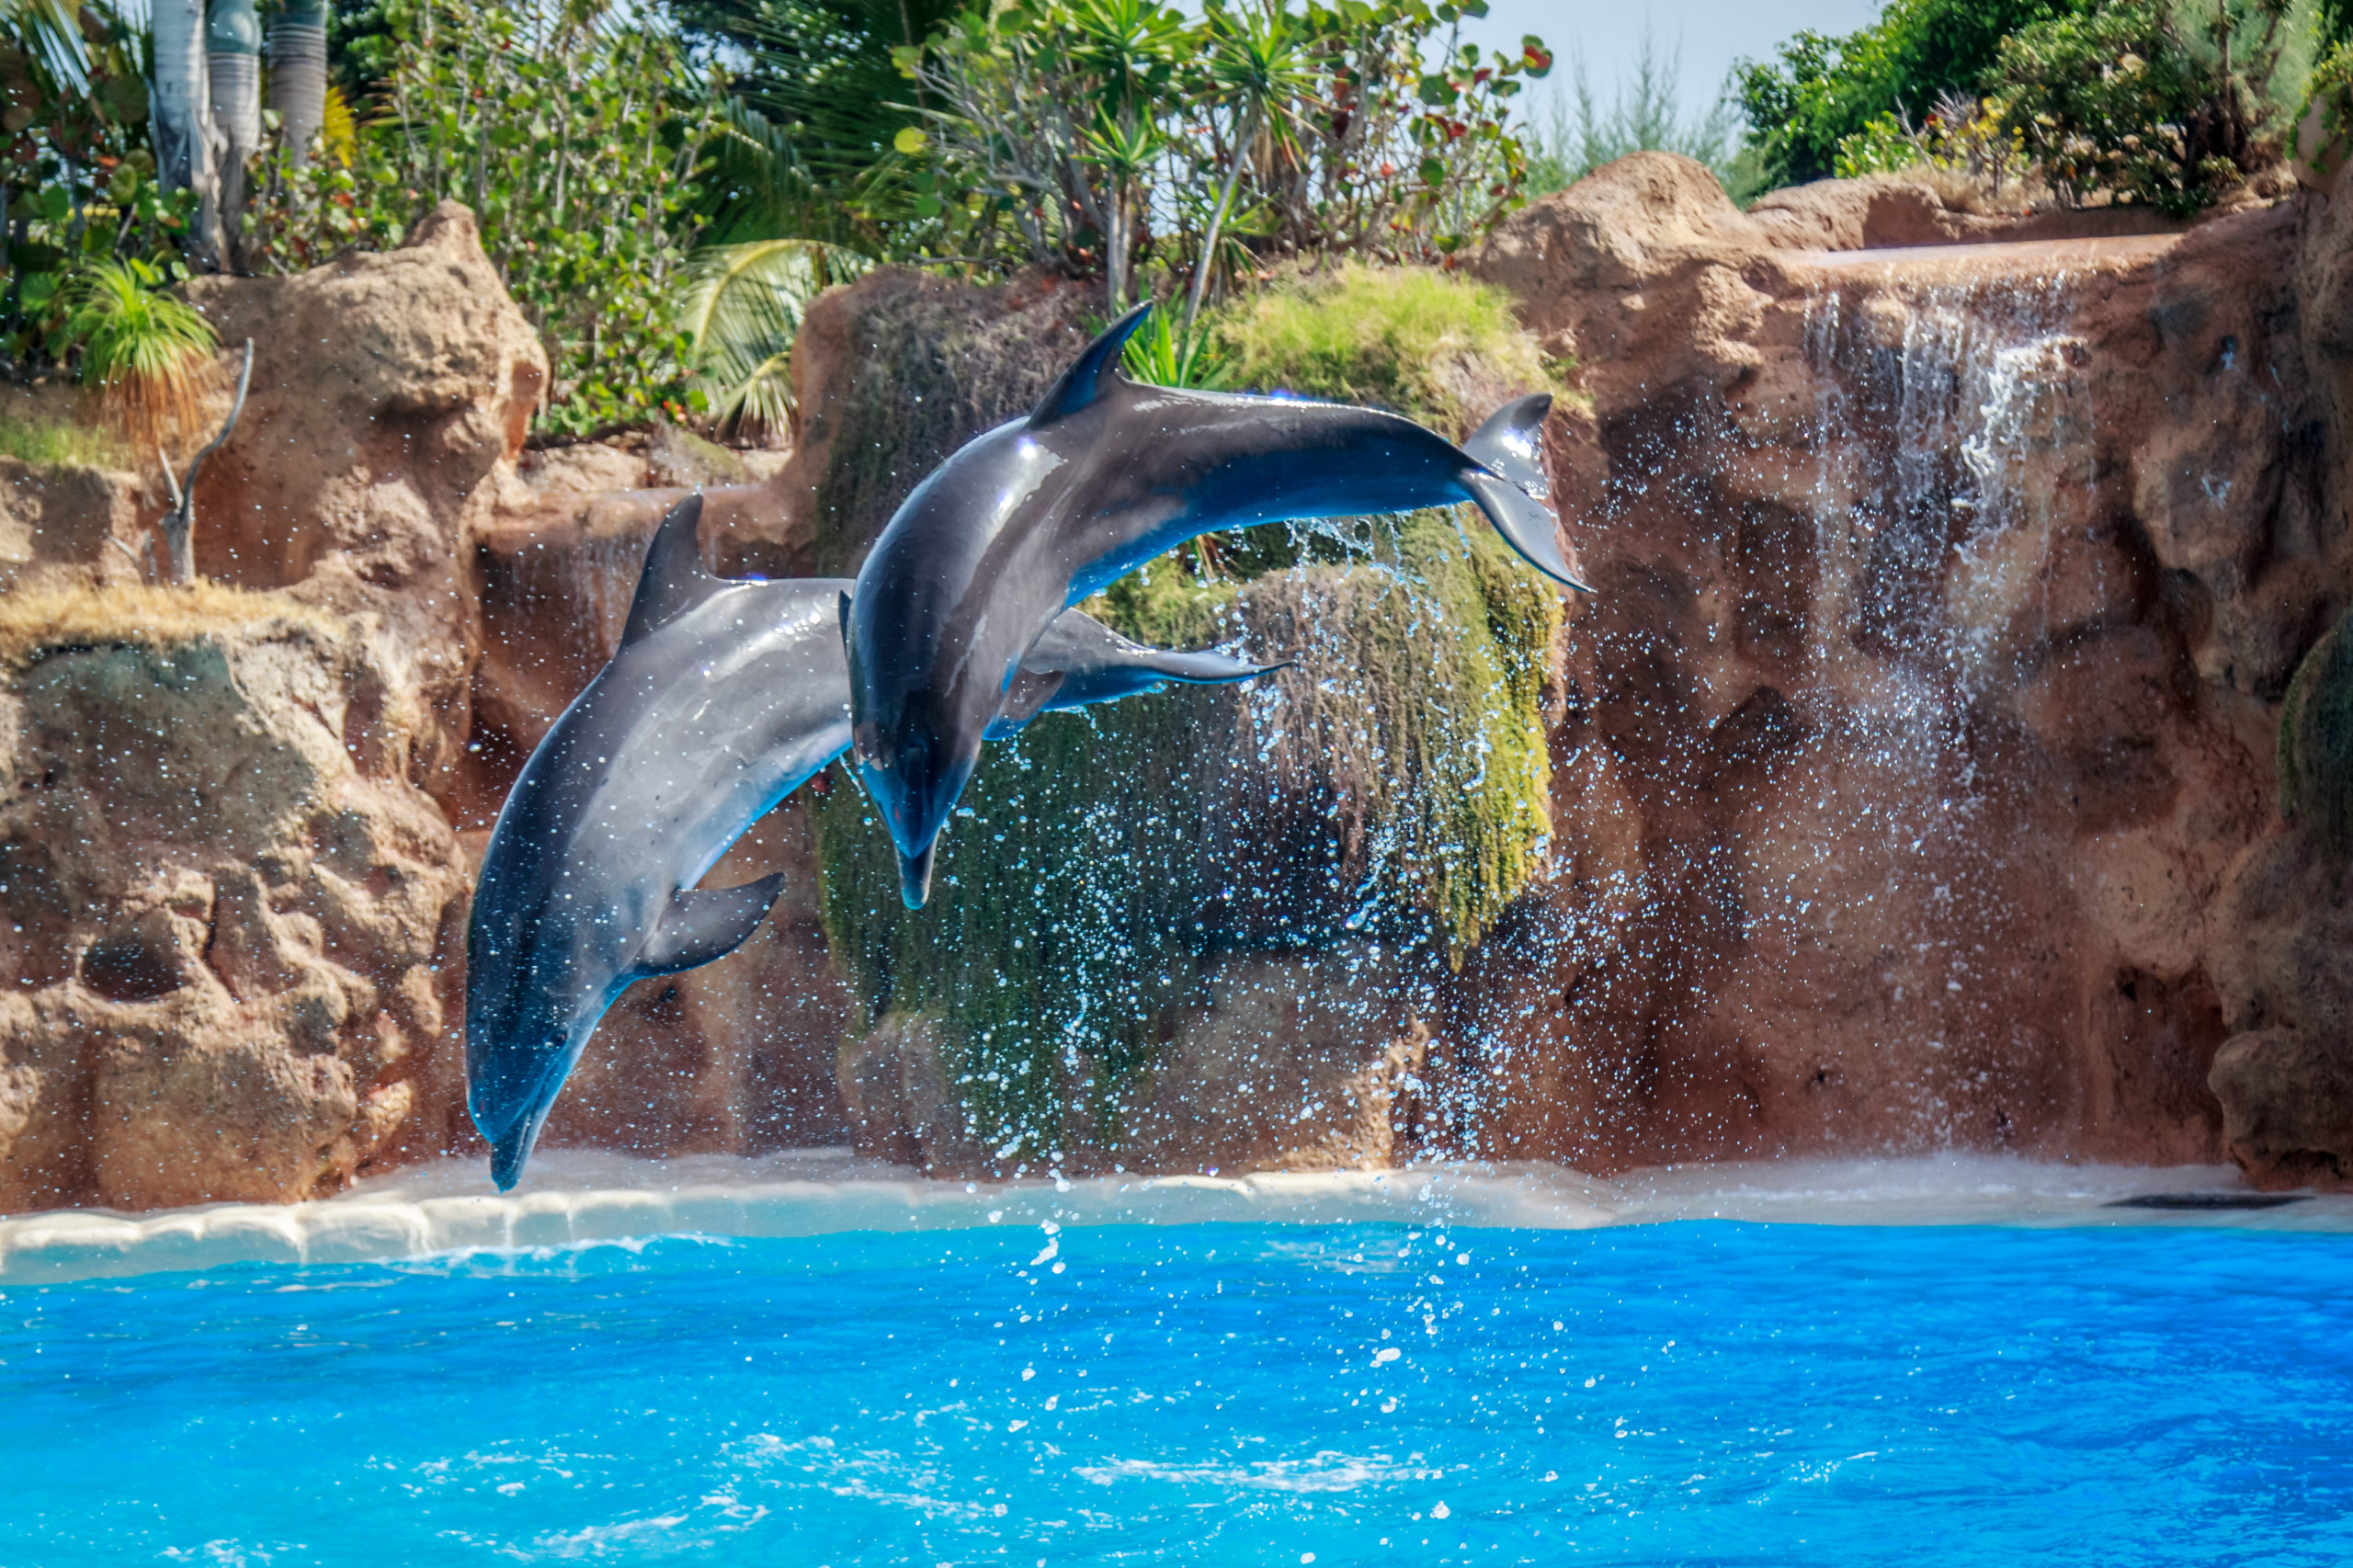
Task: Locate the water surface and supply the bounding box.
[5,1220,2347,1564]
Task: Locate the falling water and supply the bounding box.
[1759,264,2102,1143]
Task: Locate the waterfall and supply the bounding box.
[1732,262,2104,1144]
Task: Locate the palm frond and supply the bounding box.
[677,236,872,437]
[3,0,88,88]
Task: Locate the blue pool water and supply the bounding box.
[4,1219,2349,1565]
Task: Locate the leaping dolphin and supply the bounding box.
[466,494,1276,1188]
[844,301,1586,908]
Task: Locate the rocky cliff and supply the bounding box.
[1459,153,2353,1179]
[8,162,2353,1211]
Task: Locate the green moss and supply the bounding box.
[1213,262,1563,438]
[2280,605,2353,852]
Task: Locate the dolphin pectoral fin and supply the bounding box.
[635,873,787,977]
[988,668,1069,738]
[620,494,728,647]
[1461,468,1592,592]
[838,588,853,650]
[899,837,938,910]
[1464,393,1553,500]
[1029,302,1154,427]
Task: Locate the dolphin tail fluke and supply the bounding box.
[899,838,938,910]
[636,873,787,977]
[1463,393,1553,501]
[1462,467,1590,592]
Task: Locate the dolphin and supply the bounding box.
[844,301,1586,908]
[466,494,1275,1188]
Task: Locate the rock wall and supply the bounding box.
[1454,153,2353,1176]
[0,599,470,1210]
[13,159,2353,1210]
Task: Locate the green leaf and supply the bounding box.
[894,125,930,154]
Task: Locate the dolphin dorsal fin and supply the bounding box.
[620,494,722,647]
[1029,302,1154,428]
[634,873,786,977]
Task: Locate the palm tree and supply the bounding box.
[149,0,221,266]
[207,0,260,266]
[1181,2,1310,340]
[675,236,870,439]
[267,0,329,157]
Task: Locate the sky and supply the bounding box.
[1462,0,1886,131]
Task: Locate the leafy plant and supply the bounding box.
[1988,0,2313,214]
[678,0,969,249]
[59,256,218,454]
[240,0,726,434]
[1735,0,2083,188]
[1833,89,2028,194]
[1120,301,1232,389]
[675,235,871,437]
[0,0,209,364]
[894,0,1552,313]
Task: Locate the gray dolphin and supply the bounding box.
[844,301,1585,908]
[466,494,1275,1188]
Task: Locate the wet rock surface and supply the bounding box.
[1455,153,2353,1170]
[0,614,470,1210]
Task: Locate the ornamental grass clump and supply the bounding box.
[62,258,220,457]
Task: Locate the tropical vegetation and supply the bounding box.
[1739,0,2331,215]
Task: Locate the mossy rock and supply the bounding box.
[814,512,1559,1165]
[2280,604,2353,851]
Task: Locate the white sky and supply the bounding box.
[1462,0,1887,127]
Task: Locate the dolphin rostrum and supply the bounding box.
[466,494,1275,1188]
[844,301,1585,908]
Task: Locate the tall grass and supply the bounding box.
[63,259,220,457]
[0,410,133,469]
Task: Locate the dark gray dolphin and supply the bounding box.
[844,301,1585,908]
[466,494,1274,1188]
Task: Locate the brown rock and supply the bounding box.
[0,603,471,1211]
[2209,1028,2353,1187]
[1443,166,2347,1171]
[183,201,550,796]
[1120,952,1426,1174]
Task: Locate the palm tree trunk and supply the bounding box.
[266,0,330,158]
[1183,99,1259,341]
[149,0,222,268]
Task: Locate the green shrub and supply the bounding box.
[1735,0,2080,188]
[1213,261,1559,438]
[245,0,722,435]
[898,0,1552,313]
[1988,0,2313,215]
